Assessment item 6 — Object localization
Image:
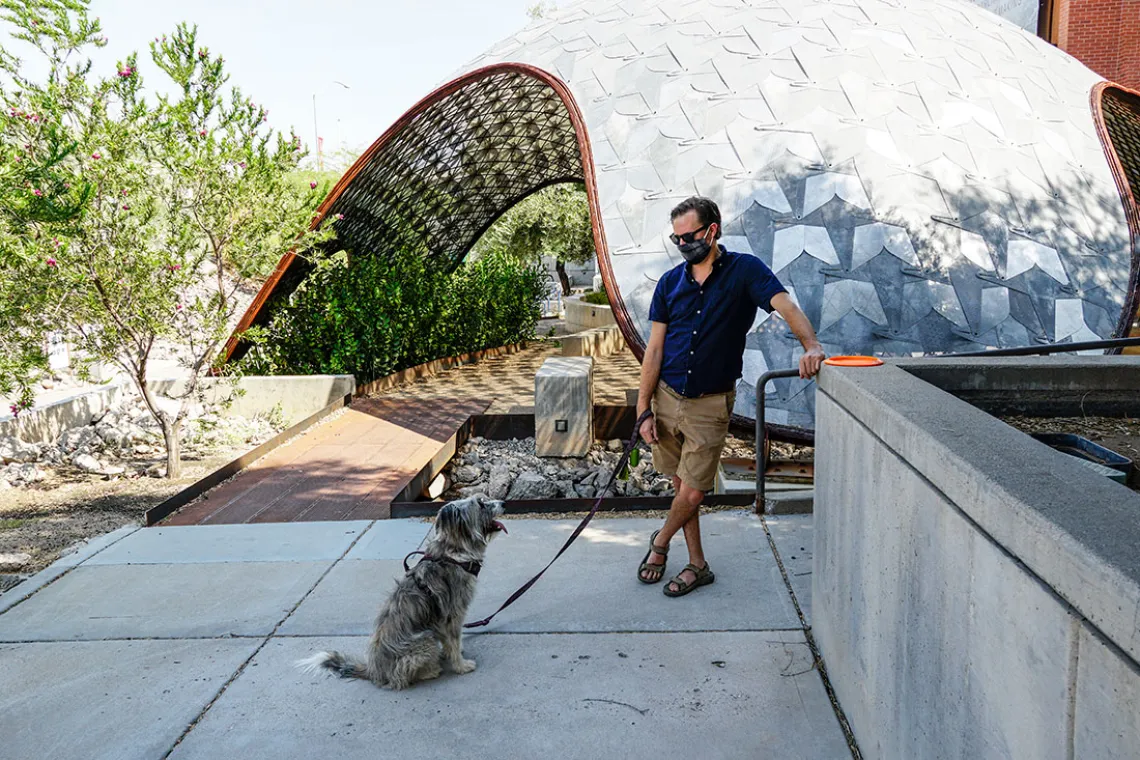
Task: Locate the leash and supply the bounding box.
[463,408,655,629]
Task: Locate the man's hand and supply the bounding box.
[639,412,658,445]
[799,344,826,379]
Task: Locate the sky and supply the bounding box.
[65,0,537,166]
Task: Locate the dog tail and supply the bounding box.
[296,650,370,681]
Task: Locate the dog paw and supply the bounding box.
[453,659,477,674]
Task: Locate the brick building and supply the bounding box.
[1042,0,1140,88]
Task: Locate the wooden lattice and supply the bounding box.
[325,70,583,269]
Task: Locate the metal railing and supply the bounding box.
[752,336,1140,511]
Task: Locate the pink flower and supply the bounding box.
[238,161,246,168]
[9,404,18,418]
[63,183,70,190]
[122,204,130,210]
[199,130,207,137]
[121,189,128,196]
[334,213,344,221]
[197,49,206,59]
[32,189,43,197]
[91,152,101,160]
[118,66,134,77]
[166,264,182,271]
[52,238,60,248]
[176,303,183,311]
[309,181,317,189]
[46,258,57,267]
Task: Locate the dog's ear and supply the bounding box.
[435,502,464,537]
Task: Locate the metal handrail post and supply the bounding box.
[755,368,801,513]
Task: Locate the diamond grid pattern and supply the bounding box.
[326,71,584,270]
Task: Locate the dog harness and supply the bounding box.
[403,550,481,577]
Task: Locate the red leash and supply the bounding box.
[464,409,654,629]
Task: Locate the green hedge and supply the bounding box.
[237,249,547,382]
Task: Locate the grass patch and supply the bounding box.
[0,518,27,530]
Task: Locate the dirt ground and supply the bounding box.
[1001,415,1140,492]
[0,451,245,579]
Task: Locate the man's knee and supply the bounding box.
[675,479,704,508]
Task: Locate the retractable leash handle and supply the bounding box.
[464,408,655,629]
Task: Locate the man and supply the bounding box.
[636,196,825,596]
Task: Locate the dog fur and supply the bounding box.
[297,495,506,690]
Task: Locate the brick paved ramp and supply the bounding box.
[164,397,489,525]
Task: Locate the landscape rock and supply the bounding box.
[506,472,559,501]
[451,464,482,484]
[0,553,33,572]
[0,435,40,464]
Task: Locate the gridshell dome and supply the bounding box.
[228,0,1140,431]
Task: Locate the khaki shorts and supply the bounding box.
[650,382,735,492]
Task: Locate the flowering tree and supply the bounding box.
[0,1,334,477]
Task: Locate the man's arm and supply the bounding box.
[636,321,667,443]
[770,292,825,379]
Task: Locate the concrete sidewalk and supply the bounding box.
[0,513,851,759]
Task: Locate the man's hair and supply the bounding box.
[670,196,722,239]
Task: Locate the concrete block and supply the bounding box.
[819,362,1140,666]
[1074,623,1140,759]
[564,295,617,332]
[535,356,594,458]
[561,326,626,358]
[0,562,329,641]
[85,522,371,565]
[169,632,850,760]
[813,392,1077,760]
[0,639,257,760]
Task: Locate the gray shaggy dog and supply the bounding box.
[297,495,506,690]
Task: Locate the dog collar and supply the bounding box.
[403,550,482,577]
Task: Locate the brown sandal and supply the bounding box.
[663,563,715,597]
[637,529,669,584]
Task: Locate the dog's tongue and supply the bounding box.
[492,520,508,534]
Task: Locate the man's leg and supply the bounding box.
[639,475,701,581]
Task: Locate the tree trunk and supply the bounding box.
[162,418,182,480]
[555,259,571,296]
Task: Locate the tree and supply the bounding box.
[0,1,335,477]
[472,182,594,295]
[0,0,97,415]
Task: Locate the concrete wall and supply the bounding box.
[814,359,1140,760]
[564,295,617,332]
[2,375,354,444]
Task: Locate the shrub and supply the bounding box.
[238,248,546,381]
[581,289,610,306]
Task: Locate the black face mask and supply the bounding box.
[678,237,712,265]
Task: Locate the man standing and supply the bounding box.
[636,196,825,596]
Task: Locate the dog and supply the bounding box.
[297,495,507,690]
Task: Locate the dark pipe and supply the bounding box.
[755,368,801,513]
[944,337,1140,357]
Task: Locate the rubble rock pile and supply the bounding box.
[442,436,674,501]
[0,396,285,488]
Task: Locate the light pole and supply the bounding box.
[312,81,350,172]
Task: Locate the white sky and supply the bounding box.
[38,0,536,164]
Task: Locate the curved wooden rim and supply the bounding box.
[221,62,645,365]
[1090,81,1140,349]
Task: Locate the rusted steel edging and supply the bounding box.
[390,493,756,519]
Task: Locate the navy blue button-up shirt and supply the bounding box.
[648,246,786,398]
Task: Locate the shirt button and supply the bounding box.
[692,330,697,335]
[687,370,691,374]
[697,309,701,314]
[690,351,694,355]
